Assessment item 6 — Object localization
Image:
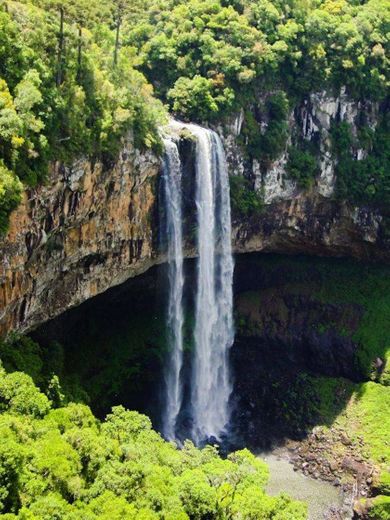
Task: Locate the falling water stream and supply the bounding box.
[190,125,234,444]
[162,122,234,444]
[161,137,185,441]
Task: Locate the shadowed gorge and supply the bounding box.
[23,254,389,449]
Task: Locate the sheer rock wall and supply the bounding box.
[1,92,389,336]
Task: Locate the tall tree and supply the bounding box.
[38,0,103,84]
[112,0,127,66]
[111,0,146,66]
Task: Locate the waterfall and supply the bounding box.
[161,137,185,441]
[189,125,234,444]
[162,122,234,445]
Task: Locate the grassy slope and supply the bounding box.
[308,376,390,466]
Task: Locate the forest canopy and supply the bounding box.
[125,0,389,119]
[0,362,307,519]
[0,0,389,232]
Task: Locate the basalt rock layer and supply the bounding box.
[233,195,388,262]
[1,91,389,336]
[0,139,160,336]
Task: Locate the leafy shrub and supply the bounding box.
[167,75,231,122]
[286,146,318,188]
[0,363,50,418]
[230,175,263,219]
[0,334,43,382]
[368,495,390,520]
[375,471,390,495]
[0,163,22,235]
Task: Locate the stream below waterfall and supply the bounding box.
[261,451,350,520]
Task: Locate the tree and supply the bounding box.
[167,75,235,121]
[0,360,306,518]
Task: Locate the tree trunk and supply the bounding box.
[113,11,121,66]
[56,7,65,86]
[77,25,82,81]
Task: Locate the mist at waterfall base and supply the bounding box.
[160,123,235,446]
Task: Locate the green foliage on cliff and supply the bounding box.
[366,495,390,520]
[331,112,390,206]
[127,0,389,204]
[286,147,318,189]
[126,0,389,121]
[241,92,290,164]
[377,471,390,495]
[230,175,263,219]
[0,162,22,234]
[0,361,307,519]
[0,0,166,233]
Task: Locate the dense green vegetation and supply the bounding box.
[363,495,390,520]
[0,162,22,234]
[124,0,389,204]
[240,93,290,165]
[0,0,166,233]
[331,111,390,206]
[126,0,389,119]
[286,147,318,189]
[230,175,263,219]
[0,0,389,231]
[0,361,307,519]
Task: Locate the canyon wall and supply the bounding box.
[1,92,389,336]
[0,138,160,336]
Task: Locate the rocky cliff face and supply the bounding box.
[0,138,160,336]
[219,87,380,202]
[233,195,388,261]
[1,91,389,336]
[230,253,388,449]
[221,89,389,260]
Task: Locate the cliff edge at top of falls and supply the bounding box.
[1,91,389,336]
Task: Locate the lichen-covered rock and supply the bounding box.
[261,153,296,203]
[220,88,379,202]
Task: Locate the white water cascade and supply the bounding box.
[189,125,235,444]
[162,122,234,445]
[161,137,185,441]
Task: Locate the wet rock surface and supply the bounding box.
[262,447,349,520]
[288,428,377,507]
